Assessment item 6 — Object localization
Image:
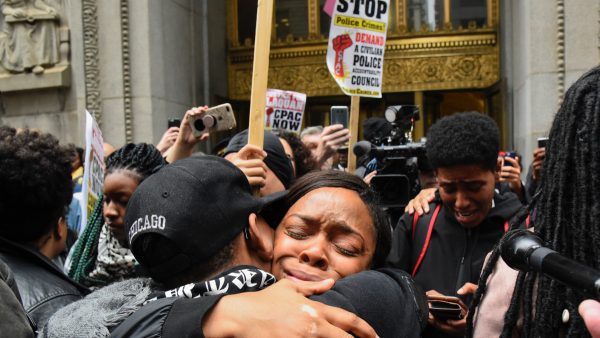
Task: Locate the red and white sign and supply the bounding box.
[326,0,390,98]
[265,89,306,133]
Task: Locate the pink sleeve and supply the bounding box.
[472,254,521,338]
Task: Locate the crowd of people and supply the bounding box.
[1,65,600,338]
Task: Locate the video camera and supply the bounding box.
[354,105,426,208]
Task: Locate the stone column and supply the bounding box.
[502,0,600,169]
[127,0,227,146]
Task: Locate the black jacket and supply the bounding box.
[0,260,34,338]
[110,267,429,338]
[386,192,522,338]
[0,236,88,331]
[386,191,523,298]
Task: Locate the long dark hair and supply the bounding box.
[466,65,600,337]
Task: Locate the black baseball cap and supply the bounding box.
[124,155,286,279]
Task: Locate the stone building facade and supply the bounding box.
[502,0,599,166]
[0,0,598,169]
[0,0,227,148]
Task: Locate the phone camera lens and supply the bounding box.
[194,118,206,131]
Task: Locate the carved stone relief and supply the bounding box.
[0,0,61,74]
[0,0,70,91]
[81,0,100,123]
[120,0,132,142]
[556,0,565,108]
[228,38,500,99]
[383,54,497,89]
[230,55,342,98]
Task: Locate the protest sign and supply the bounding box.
[265,89,306,133]
[323,0,335,16]
[80,110,105,232]
[326,0,390,98]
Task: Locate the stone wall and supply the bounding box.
[502,0,600,168]
[0,0,80,143]
[0,0,227,149]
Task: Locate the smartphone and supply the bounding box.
[330,106,349,128]
[428,300,464,321]
[190,103,237,137]
[167,118,181,129]
[503,151,517,167]
[537,137,549,148]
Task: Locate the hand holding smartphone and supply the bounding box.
[501,151,517,167]
[189,103,236,137]
[427,294,466,321]
[330,106,349,128]
[167,118,181,129]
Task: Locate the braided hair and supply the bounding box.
[69,143,165,285]
[105,143,166,181]
[466,65,600,337]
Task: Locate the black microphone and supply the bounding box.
[501,229,600,300]
[353,140,373,158]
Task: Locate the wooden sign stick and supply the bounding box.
[347,95,360,173]
[247,0,275,148]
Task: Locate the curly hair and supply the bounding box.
[466,66,600,337]
[285,170,391,268]
[426,112,500,171]
[272,129,318,178]
[0,126,73,243]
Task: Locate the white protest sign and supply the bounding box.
[80,110,105,232]
[265,88,306,133]
[326,0,389,98]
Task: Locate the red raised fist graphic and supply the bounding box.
[265,107,274,127]
[332,34,353,77]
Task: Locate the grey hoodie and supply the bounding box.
[41,278,155,338]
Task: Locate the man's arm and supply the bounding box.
[314,125,350,169]
[165,106,209,163]
[109,296,221,338]
[110,279,377,338]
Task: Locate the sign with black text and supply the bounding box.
[326,0,389,98]
[80,110,105,232]
[265,88,306,133]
